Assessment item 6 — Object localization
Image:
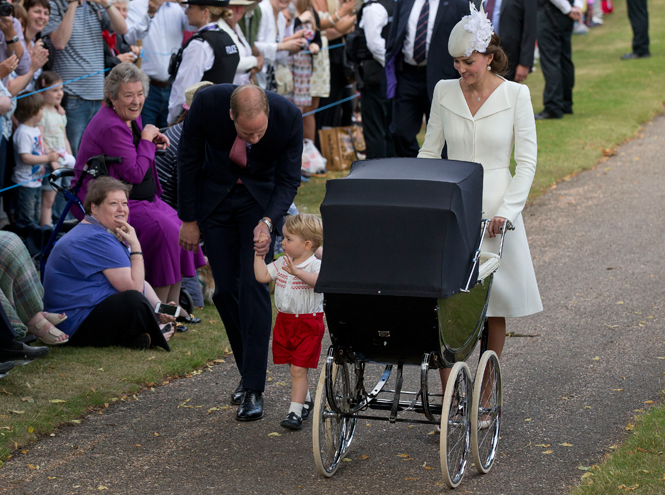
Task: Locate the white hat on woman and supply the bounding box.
[448,2,495,58]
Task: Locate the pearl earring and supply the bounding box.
[487,65,492,71]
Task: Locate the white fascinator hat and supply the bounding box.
[448,1,495,58]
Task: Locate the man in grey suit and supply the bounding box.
[480,0,537,82]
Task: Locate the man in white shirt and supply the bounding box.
[355,0,394,159]
[125,0,192,128]
[534,0,582,119]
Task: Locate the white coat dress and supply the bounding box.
[419,78,543,318]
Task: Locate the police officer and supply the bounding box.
[167,0,240,124]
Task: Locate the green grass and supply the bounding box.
[0,305,228,461]
[570,400,665,494]
[1,0,664,475]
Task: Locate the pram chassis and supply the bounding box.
[312,219,512,488]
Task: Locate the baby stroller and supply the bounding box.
[40,156,196,314]
[312,158,512,488]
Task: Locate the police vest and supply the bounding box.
[346,0,394,63]
[169,29,240,84]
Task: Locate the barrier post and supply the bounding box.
[136,39,143,69]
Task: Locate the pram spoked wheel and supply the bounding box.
[312,355,358,477]
[471,350,502,474]
[440,361,472,488]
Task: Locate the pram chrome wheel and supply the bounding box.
[440,361,472,488]
[471,350,502,474]
[313,357,357,477]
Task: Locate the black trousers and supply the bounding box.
[537,6,575,117]
[627,0,650,55]
[391,64,431,157]
[200,184,273,392]
[359,69,395,160]
[68,290,169,351]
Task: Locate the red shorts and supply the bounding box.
[272,311,325,369]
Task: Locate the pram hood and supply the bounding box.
[315,158,483,299]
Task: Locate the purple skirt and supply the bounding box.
[128,197,205,288]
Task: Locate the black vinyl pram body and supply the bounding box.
[312,158,512,488]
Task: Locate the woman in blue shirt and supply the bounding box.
[43,176,174,350]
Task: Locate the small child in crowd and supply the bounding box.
[254,213,324,430]
[12,93,60,225]
[36,71,75,227]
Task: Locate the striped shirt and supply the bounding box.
[43,0,110,100]
[154,122,182,210]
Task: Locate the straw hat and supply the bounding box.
[183,81,214,111]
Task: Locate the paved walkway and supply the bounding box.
[1,117,664,494]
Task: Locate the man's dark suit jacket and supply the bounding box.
[494,0,537,80]
[177,84,303,232]
[386,0,469,100]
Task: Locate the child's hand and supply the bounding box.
[283,254,297,275]
[51,161,61,170]
[255,232,270,256]
[46,150,60,163]
[309,43,320,55]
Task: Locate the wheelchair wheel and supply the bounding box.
[312,359,357,477]
[179,288,194,315]
[471,350,502,474]
[440,361,471,488]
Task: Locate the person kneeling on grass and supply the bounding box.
[254,213,324,430]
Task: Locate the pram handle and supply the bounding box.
[461,218,514,292]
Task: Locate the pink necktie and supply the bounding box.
[485,0,496,24]
[229,135,247,168]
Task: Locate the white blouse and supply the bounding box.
[267,255,323,315]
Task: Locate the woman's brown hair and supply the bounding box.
[486,33,509,75]
[84,177,132,215]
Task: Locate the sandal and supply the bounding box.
[44,312,67,326]
[27,318,69,345]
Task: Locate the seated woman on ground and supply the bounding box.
[0,230,68,345]
[43,177,176,351]
[73,63,206,306]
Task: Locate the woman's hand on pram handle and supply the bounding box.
[487,216,508,238]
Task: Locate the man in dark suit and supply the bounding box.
[481,0,537,82]
[385,0,468,157]
[178,84,302,421]
[621,0,650,59]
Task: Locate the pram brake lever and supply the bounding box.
[461,219,490,293]
[497,219,515,259]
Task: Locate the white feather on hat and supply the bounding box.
[448,1,495,58]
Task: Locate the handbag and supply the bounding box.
[274,64,294,96]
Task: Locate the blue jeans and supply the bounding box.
[65,97,102,156]
[16,186,41,224]
[141,84,171,129]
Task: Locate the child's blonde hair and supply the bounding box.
[284,213,323,251]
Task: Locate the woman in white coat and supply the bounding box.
[419,4,542,366]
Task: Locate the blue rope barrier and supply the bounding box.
[302,92,359,117]
[0,172,53,194]
[12,68,111,101]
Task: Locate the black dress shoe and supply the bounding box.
[280,412,302,430]
[231,379,244,405]
[0,360,14,376]
[237,390,264,421]
[301,400,314,420]
[534,110,563,120]
[0,341,49,362]
[621,52,650,60]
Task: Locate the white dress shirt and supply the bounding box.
[548,0,584,15]
[125,0,192,82]
[218,18,258,85]
[254,0,290,89]
[167,23,217,125]
[402,0,440,66]
[359,1,389,66]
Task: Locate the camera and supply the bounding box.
[0,1,14,18]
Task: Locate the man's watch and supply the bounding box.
[259,218,273,233]
[6,36,18,45]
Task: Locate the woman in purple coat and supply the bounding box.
[74,63,205,304]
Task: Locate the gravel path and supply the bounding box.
[1,116,664,495]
